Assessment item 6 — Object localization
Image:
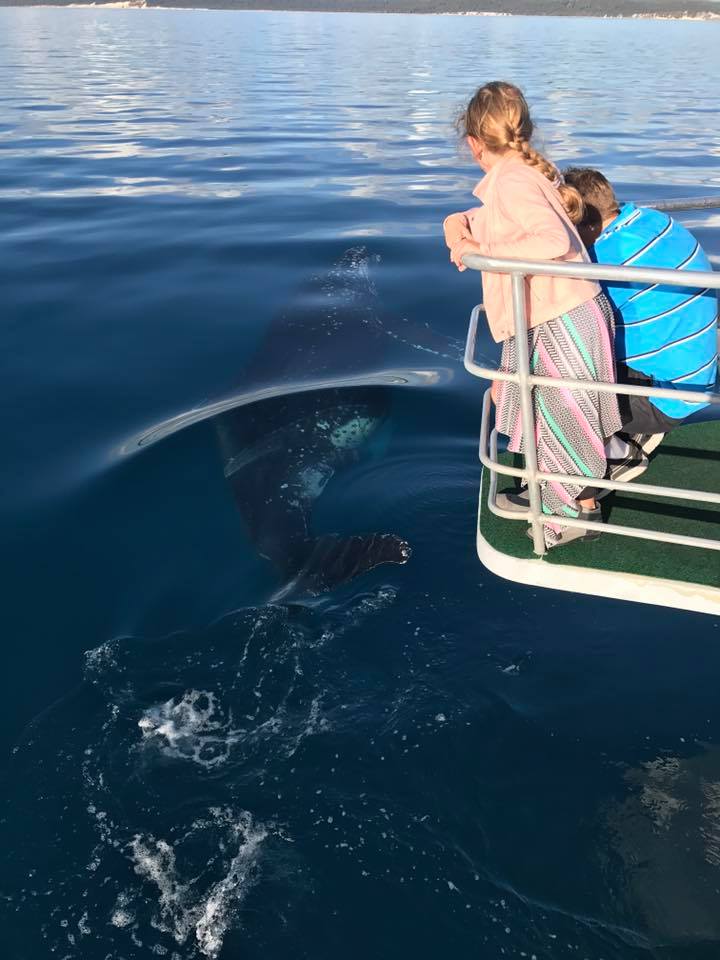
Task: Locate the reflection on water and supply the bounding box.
[2,8,720,960]
[2,10,720,202]
[604,746,720,947]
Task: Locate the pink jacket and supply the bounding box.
[448,154,600,343]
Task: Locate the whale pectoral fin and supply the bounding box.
[281,533,411,597]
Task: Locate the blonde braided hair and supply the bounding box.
[458,81,584,225]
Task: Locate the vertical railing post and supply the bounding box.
[511,272,545,556]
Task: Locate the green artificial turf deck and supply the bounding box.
[480,420,720,589]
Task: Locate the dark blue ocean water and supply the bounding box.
[2,8,720,959]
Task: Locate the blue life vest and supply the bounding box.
[592,202,718,420]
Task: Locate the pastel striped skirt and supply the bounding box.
[495,292,623,547]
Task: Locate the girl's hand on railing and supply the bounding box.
[443,212,472,249]
[450,237,482,272]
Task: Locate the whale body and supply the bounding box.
[215,249,411,597]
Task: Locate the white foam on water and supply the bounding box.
[285,694,330,758]
[138,685,331,770]
[138,690,241,769]
[378,323,465,363]
[338,586,398,632]
[194,810,268,958]
[129,808,267,959]
[111,908,134,928]
[84,636,120,680]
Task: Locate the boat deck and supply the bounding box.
[479,420,720,613]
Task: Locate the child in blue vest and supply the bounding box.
[564,167,718,478]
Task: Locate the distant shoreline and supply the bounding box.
[3,0,720,21]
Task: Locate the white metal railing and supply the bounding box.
[642,196,720,213]
[462,223,720,557]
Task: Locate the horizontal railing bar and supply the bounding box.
[462,253,720,289]
[538,471,720,504]
[481,458,526,481]
[534,514,720,552]
[643,197,720,213]
[527,373,719,405]
[464,306,720,405]
[478,430,720,505]
[480,437,720,549]
[465,358,720,405]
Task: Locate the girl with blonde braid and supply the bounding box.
[444,81,622,548]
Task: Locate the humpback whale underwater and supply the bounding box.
[215,249,415,599]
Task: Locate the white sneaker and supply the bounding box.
[597,439,649,499]
[631,432,665,457]
[526,506,603,547]
[495,487,530,513]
